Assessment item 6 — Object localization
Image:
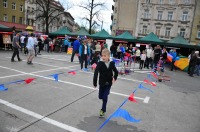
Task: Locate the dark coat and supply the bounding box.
[190,54,198,66]
[93,61,118,87]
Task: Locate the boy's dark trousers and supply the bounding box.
[99,85,111,112]
[81,54,88,69]
[139,60,144,69]
[11,47,21,61]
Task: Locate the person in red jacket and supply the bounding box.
[93,49,118,118]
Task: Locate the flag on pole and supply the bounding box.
[150,72,158,79]
[97,108,141,131]
[68,71,76,75]
[24,78,36,84]
[0,84,8,91]
[112,109,141,123]
[138,84,153,93]
[48,73,63,82]
[143,79,156,86]
[128,94,137,103]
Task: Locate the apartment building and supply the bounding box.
[63,12,75,32]
[136,0,195,41]
[0,0,26,31]
[111,0,197,42]
[190,0,200,45]
[25,0,36,27]
[111,0,139,36]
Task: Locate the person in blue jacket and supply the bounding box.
[170,48,177,71]
[79,39,90,69]
[64,38,70,53]
[71,37,81,63]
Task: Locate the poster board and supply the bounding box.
[106,39,113,51]
[67,47,73,54]
[3,34,11,44]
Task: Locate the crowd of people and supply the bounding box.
[10,33,200,76]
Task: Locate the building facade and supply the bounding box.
[136,0,196,41]
[190,0,200,45]
[25,0,36,27]
[0,0,26,31]
[111,0,197,42]
[35,0,65,33]
[62,12,75,32]
[111,0,139,36]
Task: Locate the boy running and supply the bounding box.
[93,49,118,117]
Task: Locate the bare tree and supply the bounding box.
[34,0,72,34]
[78,0,107,34]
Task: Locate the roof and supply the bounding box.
[0,21,36,31]
[167,35,190,45]
[0,24,12,32]
[49,26,71,36]
[167,35,193,48]
[89,29,112,39]
[64,12,74,20]
[138,32,163,43]
[0,24,9,28]
[113,31,135,41]
[71,27,89,36]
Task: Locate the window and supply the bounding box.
[169,0,174,4]
[113,19,116,24]
[19,17,23,24]
[180,29,185,37]
[182,11,188,21]
[142,26,147,34]
[20,5,23,12]
[144,10,149,19]
[3,0,7,8]
[12,16,16,23]
[3,14,8,21]
[146,0,150,3]
[198,30,200,38]
[12,2,16,10]
[165,28,171,37]
[160,0,164,4]
[156,27,161,36]
[115,7,117,13]
[168,11,173,20]
[184,0,190,4]
[157,11,163,20]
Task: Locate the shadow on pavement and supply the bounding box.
[77,116,146,132]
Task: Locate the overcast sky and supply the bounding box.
[58,0,113,33]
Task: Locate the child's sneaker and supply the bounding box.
[99,110,105,118]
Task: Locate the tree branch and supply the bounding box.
[48,12,64,25]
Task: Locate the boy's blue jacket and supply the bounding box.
[79,44,91,56]
[73,40,80,51]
